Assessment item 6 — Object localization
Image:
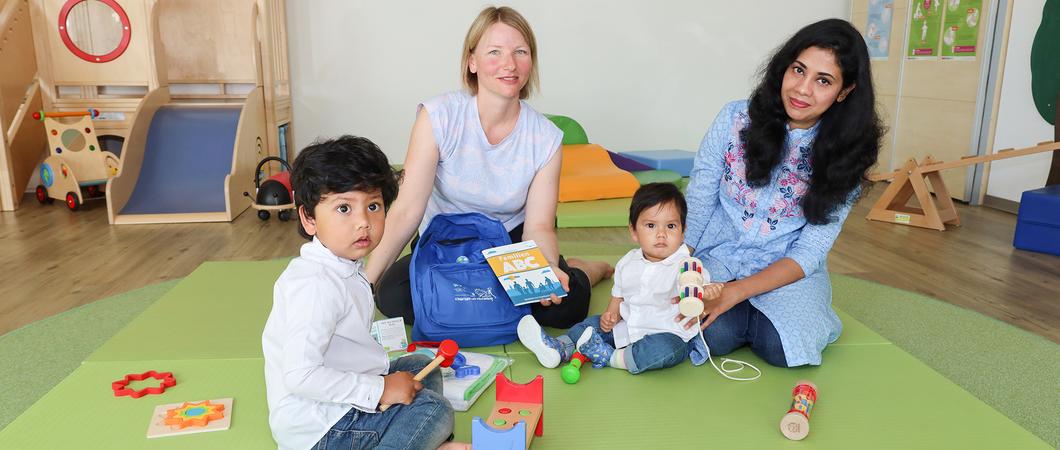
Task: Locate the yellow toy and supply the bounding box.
[33,109,120,211]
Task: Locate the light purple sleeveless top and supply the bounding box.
[418,90,563,233]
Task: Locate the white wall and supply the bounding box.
[986,0,1052,202]
[285,1,851,164]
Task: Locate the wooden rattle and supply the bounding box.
[779,380,818,440]
[678,257,710,317]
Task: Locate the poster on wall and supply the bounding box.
[907,0,943,59]
[940,0,983,60]
[865,0,895,59]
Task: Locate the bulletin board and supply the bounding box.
[852,0,1000,202]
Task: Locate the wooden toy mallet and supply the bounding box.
[379,339,459,411]
[560,352,590,384]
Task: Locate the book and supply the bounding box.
[393,350,512,411]
[481,240,567,306]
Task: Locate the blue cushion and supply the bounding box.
[1013,185,1060,256]
[617,150,697,177]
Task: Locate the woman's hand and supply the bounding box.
[697,284,746,329]
[674,282,745,330]
[525,147,564,308]
[675,259,804,328]
[701,283,723,302]
[539,266,570,306]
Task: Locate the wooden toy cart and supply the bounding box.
[33,109,120,211]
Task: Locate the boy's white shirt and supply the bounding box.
[262,237,389,450]
[611,245,700,345]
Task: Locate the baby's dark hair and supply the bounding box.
[629,182,687,228]
[290,135,398,240]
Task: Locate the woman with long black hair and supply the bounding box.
[680,19,882,367]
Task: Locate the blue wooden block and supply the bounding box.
[1013,185,1060,256]
[617,150,697,177]
[472,417,525,449]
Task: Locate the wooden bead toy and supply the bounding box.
[780,380,818,440]
[678,256,710,318]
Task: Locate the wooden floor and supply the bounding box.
[2,184,1058,343]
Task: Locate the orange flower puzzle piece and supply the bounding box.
[163,400,226,429]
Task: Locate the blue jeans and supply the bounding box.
[702,300,788,367]
[311,354,454,450]
[567,315,689,374]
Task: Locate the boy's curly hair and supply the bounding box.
[290,135,398,240]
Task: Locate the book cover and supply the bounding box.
[481,240,567,306]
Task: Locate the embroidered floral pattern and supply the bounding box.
[721,115,815,235]
[722,115,760,230]
[760,144,813,234]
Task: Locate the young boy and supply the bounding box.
[262,136,466,450]
[518,183,721,374]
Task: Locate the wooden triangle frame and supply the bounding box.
[867,141,1060,231]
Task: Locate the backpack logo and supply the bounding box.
[452,284,497,302]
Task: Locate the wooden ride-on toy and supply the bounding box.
[33,109,121,211]
[378,339,459,412]
[244,157,295,221]
[472,373,544,449]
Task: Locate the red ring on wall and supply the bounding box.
[57,0,131,63]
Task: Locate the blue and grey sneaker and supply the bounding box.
[575,326,614,369]
[517,315,572,368]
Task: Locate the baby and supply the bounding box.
[518,183,720,373]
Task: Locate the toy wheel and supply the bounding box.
[35,185,53,204]
[278,210,291,221]
[257,210,270,221]
[86,185,99,198]
[65,192,81,211]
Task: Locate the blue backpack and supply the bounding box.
[409,213,530,347]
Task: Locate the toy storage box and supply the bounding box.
[1013,185,1060,256]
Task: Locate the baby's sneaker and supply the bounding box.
[517,315,570,368]
[575,326,614,369]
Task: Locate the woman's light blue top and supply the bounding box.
[684,99,857,365]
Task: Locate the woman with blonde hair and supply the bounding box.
[368,6,612,332]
